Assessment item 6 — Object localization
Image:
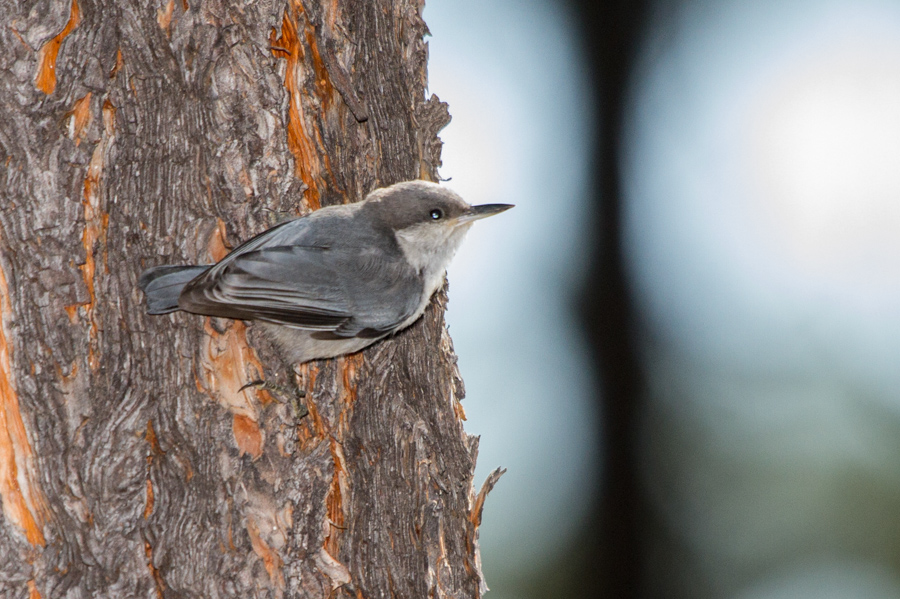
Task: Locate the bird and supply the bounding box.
[138,180,513,363]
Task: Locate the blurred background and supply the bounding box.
[423,0,900,598]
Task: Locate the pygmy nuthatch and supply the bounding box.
[138,180,513,363]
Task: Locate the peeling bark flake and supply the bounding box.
[208,218,232,261]
[198,318,271,417]
[452,396,467,421]
[156,0,176,36]
[247,516,286,596]
[233,413,264,459]
[66,93,92,146]
[0,255,47,546]
[110,48,124,79]
[470,468,505,530]
[314,546,351,590]
[468,467,506,595]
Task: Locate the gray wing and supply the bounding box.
[178,241,423,338]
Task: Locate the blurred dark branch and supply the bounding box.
[569,0,649,597]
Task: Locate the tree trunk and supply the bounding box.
[0,0,499,597]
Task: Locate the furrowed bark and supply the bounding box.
[0,0,497,597]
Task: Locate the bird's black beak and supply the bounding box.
[456,203,515,225]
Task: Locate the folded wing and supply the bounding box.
[179,242,422,338]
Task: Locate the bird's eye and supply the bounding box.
[430,209,443,220]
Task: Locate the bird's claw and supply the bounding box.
[239,379,308,420]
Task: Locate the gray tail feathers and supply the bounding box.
[138,265,210,314]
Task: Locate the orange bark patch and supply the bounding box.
[339,354,360,407]
[110,48,124,79]
[0,256,47,546]
[198,318,270,416]
[453,397,467,421]
[247,517,285,591]
[270,7,326,211]
[338,353,361,422]
[304,26,334,104]
[144,477,155,519]
[67,92,92,146]
[144,540,166,598]
[145,418,162,454]
[232,414,263,459]
[63,304,80,324]
[9,27,28,51]
[322,356,360,557]
[324,437,348,557]
[79,100,115,371]
[294,364,328,447]
[27,580,41,599]
[208,218,232,261]
[53,359,78,384]
[144,420,162,519]
[35,0,81,94]
[288,365,325,454]
[143,420,165,596]
[156,0,175,35]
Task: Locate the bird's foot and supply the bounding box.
[239,379,308,420]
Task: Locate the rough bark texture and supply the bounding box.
[0,0,495,597]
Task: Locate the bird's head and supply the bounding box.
[362,180,513,275]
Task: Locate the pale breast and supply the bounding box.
[260,322,381,364]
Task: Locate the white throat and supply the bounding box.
[395,223,472,297]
